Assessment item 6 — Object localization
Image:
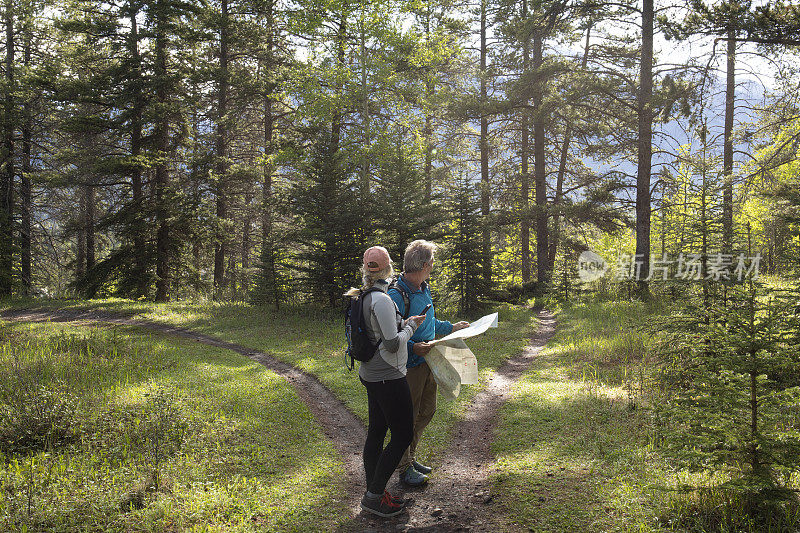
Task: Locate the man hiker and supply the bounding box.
[389,239,469,486]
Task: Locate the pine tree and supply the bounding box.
[291,128,361,307]
[373,128,444,264]
[656,282,800,522]
[443,173,487,313]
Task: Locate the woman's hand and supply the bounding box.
[452,321,470,332]
[409,314,427,327]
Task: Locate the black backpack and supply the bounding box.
[344,287,383,370]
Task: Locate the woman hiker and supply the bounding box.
[345,246,427,518]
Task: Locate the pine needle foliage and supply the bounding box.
[290,128,362,307]
[654,282,800,521]
[373,133,444,264]
[442,174,488,314]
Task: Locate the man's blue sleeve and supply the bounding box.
[434,317,453,335]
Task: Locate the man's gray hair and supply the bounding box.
[403,240,437,273]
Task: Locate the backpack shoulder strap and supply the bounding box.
[388,277,411,319]
[357,287,384,344]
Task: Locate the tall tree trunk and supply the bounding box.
[130,6,147,297]
[635,0,654,298]
[480,0,491,285]
[723,30,735,250]
[549,22,592,272]
[85,184,95,270]
[228,242,236,300]
[549,129,569,271]
[154,5,171,302]
[520,125,531,283]
[241,191,252,298]
[424,101,433,203]
[78,98,95,279]
[520,0,530,283]
[533,30,549,286]
[261,0,278,308]
[330,16,345,152]
[325,13,346,307]
[77,190,86,277]
[0,0,14,296]
[358,19,372,247]
[359,21,370,204]
[188,60,202,296]
[423,7,433,203]
[20,26,30,295]
[214,0,229,297]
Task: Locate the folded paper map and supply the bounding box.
[424,312,498,400]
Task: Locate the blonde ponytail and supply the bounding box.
[343,264,394,297]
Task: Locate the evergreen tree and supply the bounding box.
[291,128,361,307]
[656,282,800,522]
[0,0,16,296]
[443,173,486,313]
[373,128,444,264]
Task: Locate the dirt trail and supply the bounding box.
[1,306,555,532]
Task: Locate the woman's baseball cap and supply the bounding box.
[363,246,392,272]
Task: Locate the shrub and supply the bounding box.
[138,385,189,491]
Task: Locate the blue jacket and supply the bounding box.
[388,274,453,369]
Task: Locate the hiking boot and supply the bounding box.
[412,460,432,474]
[385,490,406,506]
[400,465,429,487]
[361,491,405,518]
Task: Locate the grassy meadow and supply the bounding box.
[0,298,539,531]
[4,296,795,531]
[492,299,800,532]
[0,320,347,532]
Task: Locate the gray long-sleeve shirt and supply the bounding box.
[358,280,418,382]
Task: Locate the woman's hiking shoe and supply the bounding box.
[361,491,405,518]
[385,490,406,506]
[412,460,432,475]
[400,465,429,487]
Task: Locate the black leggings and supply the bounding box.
[361,376,414,494]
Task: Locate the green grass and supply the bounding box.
[492,300,676,532]
[492,299,800,532]
[0,321,347,532]
[0,298,538,466]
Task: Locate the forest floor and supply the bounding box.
[0,298,688,532]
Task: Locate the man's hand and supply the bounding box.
[452,321,470,332]
[413,342,433,356]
